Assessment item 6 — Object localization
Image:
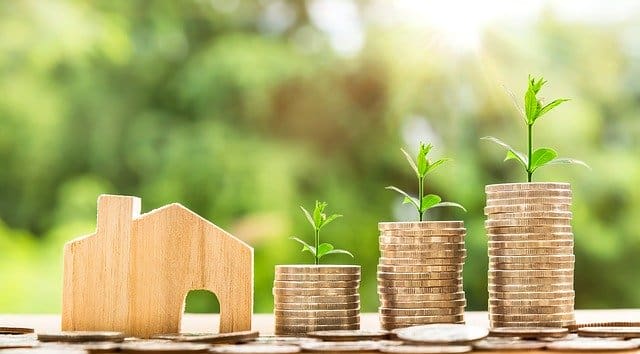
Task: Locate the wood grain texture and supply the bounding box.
[62,195,253,338]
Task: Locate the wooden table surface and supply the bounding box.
[1,310,639,334]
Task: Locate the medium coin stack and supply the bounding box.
[485,182,575,328]
[273,265,361,335]
[377,221,467,330]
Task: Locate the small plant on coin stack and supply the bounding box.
[481,75,589,329]
[273,201,361,335]
[377,142,468,330]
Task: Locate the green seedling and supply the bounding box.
[483,75,589,182]
[290,201,354,265]
[386,142,466,221]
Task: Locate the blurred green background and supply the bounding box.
[1,0,639,315]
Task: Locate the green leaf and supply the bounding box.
[322,248,355,259]
[289,236,316,257]
[299,206,315,230]
[386,186,419,211]
[316,243,334,259]
[400,148,419,176]
[417,142,431,176]
[420,194,442,213]
[547,157,591,170]
[530,147,558,172]
[312,200,326,227]
[505,150,527,169]
[481,136,528,167]
[524,85,539,124]
[425,158,450,175]
[320,213,342,229]
[431,201,467,212]
[537,98,570,120]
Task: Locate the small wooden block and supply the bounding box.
[62,195,254,338]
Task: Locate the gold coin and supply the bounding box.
[380,236,466,244]
[487,232,573,241]
[380,345,473,353]
[488,276,573,285]
[380,299,467,309]
[488,283,573,292]
[380,315,465,324]
[486,197,572,207]
[377,271,462,280]
[489,290,574,300]
[383,322,465,331]
[379,307,465,316]
[275,309,359,318]
[380,249,467,258]
[377,278,462,288]
[485,183,570,192]
[486,190,572,199]
[485,204,571,215]
[489,313,575,322]
[275,265,360,274]
[380,291,466,302]
[273,288,358,296]
[488,247,573,257]
[488,240,573,249]
[379,243,465,251]
[274,294,360,303]
[275,273,361,281]
[489,262,574,271]
[120,342,211,353]
[377,265,462,273]
[485,219,571,228]
[275,316,360,326]
[37,331,125,343]
[489,305,574,315]
[488,270,574,278]
[490,320,573,328]
[489,298,574,307]
[151,330,259,344]
[275,302,360,311]
[381,230,466,237]
[488,211,572,220]
[379,221,464,230]
[307,329,390,341]
[273,280,360,289]
[486,226,572,234]
[275,323,359,335]
[489,255,575,263]
[378,285,463,295]
[379,257,465,266]
[577,327,640,338]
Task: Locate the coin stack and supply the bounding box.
[377,221,467,330]
[485,182,575,328]
[273,265,361,335]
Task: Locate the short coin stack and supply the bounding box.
[377,221,467,330]
[273,265,361,335]
[485,182,575,328]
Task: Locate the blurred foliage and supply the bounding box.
[1,0,639,315]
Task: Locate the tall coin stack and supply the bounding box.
[485,182,575,328]
[377,221,467,330]
[273,265,361,335]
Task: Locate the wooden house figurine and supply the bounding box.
[62,194,253,338]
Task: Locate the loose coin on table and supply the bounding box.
[546,339,638,351]
[0,328,34,335]
[247,336,319,345]
[37,331,125,343]
[379,345,473,353]
[300,341,380,352]
[473,338,548,351]
[489,327,569,338]
[578,327,640,339]
[209,345,301,353]
[151,331,259,344]
[394,324,489,344]
[120,342,210,353]
[307,330,390,341]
